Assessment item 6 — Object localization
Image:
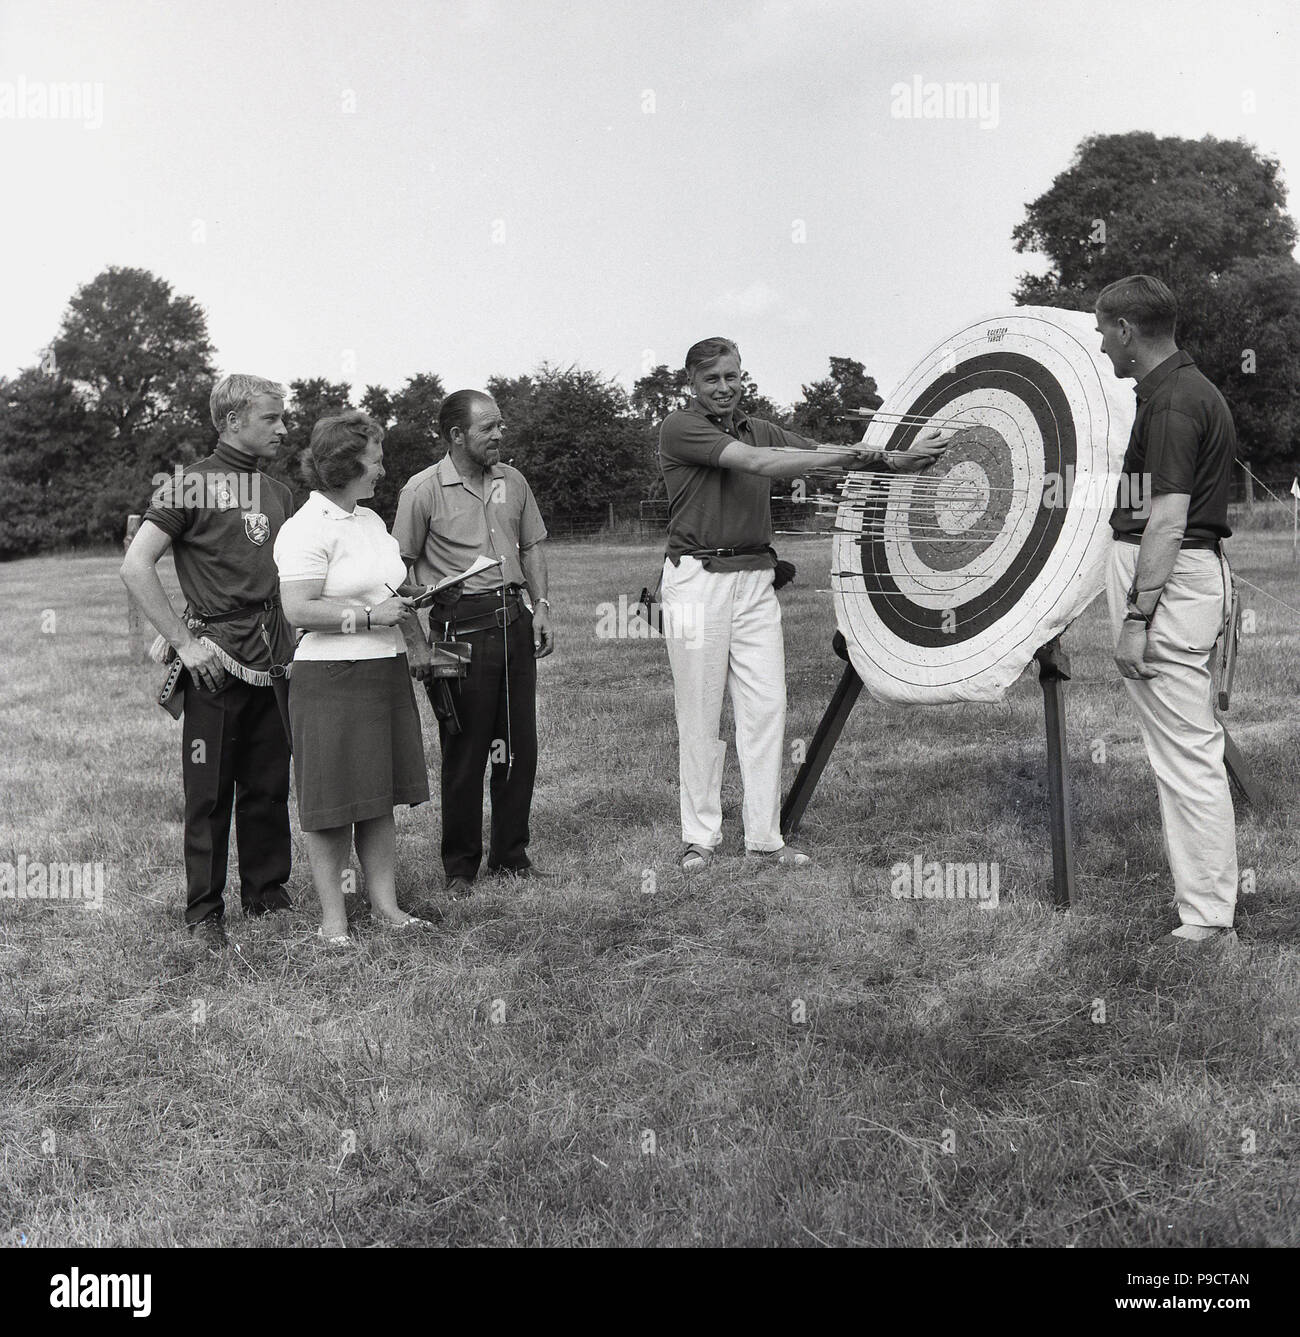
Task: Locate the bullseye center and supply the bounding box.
[932,460,990,535]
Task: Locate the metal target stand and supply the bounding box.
[781,631,1266,910]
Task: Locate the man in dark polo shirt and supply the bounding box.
[659,336,948,871]
[122,374,296,952]
[1097,275,1239,947]
[393,389,554,898]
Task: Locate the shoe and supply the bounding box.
[491,864,558,882]
[243,888,294,918]
[445,876,474,900]
[315,926,354,947]
[381,914,435,932]
[1159,925,1238,949]
[190,916,228,953]
[746,845,812,867]
[681,844,714,873]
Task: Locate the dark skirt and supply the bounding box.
[289,656,430,831]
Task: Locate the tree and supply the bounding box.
[362,373,444,521]
[631,364,689,423]
[739,371,788,424]
[790,356,883,443]
[485,373,536,439]
[1012,132,1300,473]
[272,378,352,500]
[488,364,656,518]
[52,266,216,475]
[0,367,105,556]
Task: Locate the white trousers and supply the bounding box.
[1106,543,1237,927]
[661,556,785,852]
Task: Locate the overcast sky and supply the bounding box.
[2,0,1297,408]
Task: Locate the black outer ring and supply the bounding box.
[854,351,1075,648]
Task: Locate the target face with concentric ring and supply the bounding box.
[832,308,1134,704]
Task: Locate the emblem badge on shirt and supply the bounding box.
[214,483,237,510]
[243,511,270,546]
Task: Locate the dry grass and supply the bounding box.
[1,534,1297,1246]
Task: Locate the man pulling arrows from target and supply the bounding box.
[1096,276,1241,949]
[658,337,950,872]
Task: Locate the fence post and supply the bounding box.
[123,514,153,662]
[1243,467,1255,511]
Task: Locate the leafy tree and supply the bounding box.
[362,373,444,521]
[52,265,216,477]
[1012,131,1300,472]
[273,378,352,500]
[485,373,536,444]
[488,365,655,518]
[0,368,105,556]
[388,372,444,436]
[739,371,789,424]
[631,364,689,422]
[790,356,883,443]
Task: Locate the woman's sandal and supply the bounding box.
[681,843,714,873]
[315,927,354,947]
[385,915,433,931]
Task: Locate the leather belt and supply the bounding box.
[1114,532,1221,552]
[192,595,281,623]
[454,583,525,604]
[678,545,773,561]
[445,593,524,635]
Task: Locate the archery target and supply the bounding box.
[832,307,1134,704]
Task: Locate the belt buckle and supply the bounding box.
[494,604,511,628]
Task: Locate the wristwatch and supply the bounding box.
[536,598,551,610]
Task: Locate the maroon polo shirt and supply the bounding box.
[658,399,820,572]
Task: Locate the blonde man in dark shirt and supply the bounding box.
[122,374,295,951]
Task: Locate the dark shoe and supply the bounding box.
[190,916,228,953]
[243,887,294,918]
[681,843,714,872]
[491,864,558,882]
[445,875,475,900]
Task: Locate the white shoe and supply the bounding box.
[748,845,812,867]
[1160,925,1237,948]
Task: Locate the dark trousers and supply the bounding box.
[428,611,537,880]
[181,676,292,924]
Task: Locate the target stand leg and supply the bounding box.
[1034,637,1077,910]
[1219,722,1268,811]
[781,633,862,839]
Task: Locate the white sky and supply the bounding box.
[2,0,1297,407]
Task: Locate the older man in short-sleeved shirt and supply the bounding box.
[392,390,554,895]
[395,452,547,593]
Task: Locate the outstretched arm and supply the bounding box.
[716,426,951,478]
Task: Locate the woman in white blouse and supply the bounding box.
[274,411,431,944]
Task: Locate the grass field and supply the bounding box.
[1,535,1297,1247]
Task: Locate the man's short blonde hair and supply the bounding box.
[210,374,286,431]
